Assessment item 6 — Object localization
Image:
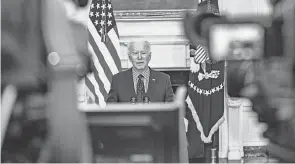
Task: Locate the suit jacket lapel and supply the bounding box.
[147,68,157,101]
[126,68,136,95]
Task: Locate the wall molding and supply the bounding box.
[120,36,189,45]
[114,9,196,21]
[227,98,244,160]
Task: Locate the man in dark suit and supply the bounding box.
[107,40,174,103]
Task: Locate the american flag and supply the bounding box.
[86,0,121,107]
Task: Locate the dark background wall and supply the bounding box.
[162,71,190,93]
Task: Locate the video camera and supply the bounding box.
[183,0,295,162]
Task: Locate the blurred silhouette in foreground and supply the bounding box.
[1,0,92,162]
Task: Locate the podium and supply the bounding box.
[80,87,188,163]
[81,100,188,163]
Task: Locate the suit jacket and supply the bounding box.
[107,68,174,103]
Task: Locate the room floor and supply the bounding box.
[219,157,278,163]
[191,146,279,163]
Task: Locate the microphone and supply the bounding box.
[130,97,137,104]
[143,96,150,104]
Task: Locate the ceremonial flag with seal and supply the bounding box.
[186,51,225,158]
[185,0,225,159]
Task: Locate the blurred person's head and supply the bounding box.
[128,40,151,72]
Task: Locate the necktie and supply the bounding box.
[136,74,145,103]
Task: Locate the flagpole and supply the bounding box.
[224,60,229,158]
[102,0,107,42]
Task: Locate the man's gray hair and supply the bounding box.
[127,40,151,54]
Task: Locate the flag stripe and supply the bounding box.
[88,33,113,82]
[108,28,120,53]
[105,34,121,70]
[92,71,108,101]
[85,76,99,104]
[85,80,97,104]
[87,73,106,107]
[195,52,205,61]
[198,54,207,63]
[88,42,111,89]
[113,25,119,38]
[107,28,121,64]
[88,19,119,74]
[197,45,204,50]
[196,49,205,56]
[194,45,209,63]
[88,43,110,95]
[89,57,108,100]
[195,55,206,63]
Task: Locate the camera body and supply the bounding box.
[184,0,295,162]
[184,0,294,97]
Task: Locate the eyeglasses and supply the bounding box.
[130,51,149,57]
